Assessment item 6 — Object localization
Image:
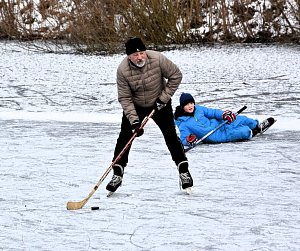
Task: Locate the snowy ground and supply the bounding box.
[0,42,300,251]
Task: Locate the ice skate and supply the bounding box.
[106,164,123,197]
[178,161,193,193]
[252,117,276,136]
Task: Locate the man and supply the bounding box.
[106,37,193,195]
[174,92,275,146]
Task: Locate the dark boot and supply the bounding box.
[106,164,124,194]
[252,117,275,136]
[177,161,193,189]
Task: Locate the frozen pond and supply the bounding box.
[0,42,300,250]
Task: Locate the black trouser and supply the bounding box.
[112,100,187,168]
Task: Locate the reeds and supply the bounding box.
[0,0,299,53]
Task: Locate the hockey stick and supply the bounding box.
[66,109,156,210]
[185,105,247,153]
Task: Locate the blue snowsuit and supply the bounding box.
[174,104,258,146]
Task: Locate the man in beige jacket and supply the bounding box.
[106,37,193,196]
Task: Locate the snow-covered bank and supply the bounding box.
[1,0,299,46]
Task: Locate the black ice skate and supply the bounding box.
[178,161,193,194]
[106,164,123,197]
[252,117,276,137]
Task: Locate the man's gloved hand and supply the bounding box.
[186,134,197,146]
[155,98,166,111]
[131,120,144,137]
[222,110,236,124]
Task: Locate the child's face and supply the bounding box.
[183,102,195,113]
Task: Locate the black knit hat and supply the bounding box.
[180,93,195,107]
[125,37,146,55]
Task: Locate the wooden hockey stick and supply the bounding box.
[66,109,156,210]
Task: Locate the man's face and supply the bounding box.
[128,51,147,67]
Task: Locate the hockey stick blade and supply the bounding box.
[67,184,100,210]
[67,199,87,210]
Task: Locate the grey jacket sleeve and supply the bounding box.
[158,54,183,103]
[116,68,139,125]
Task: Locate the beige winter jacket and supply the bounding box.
[117,50,182,124]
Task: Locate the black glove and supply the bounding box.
[155,98,166,111]
[186,134,197,146]
[222,110,236,124]
[131,120,144,137]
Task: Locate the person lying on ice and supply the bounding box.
[174,92,275,147]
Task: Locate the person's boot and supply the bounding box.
[252,117,275,136]
[177,161,193,193]
[106,164,124,196]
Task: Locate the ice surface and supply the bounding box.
[0,42,299,250]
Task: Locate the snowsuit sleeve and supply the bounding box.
[176,105,224,146]
[179,119,218,146]
[200,106,223,120]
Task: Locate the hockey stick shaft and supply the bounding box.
[66,109,156,210]
[185,105,247,153]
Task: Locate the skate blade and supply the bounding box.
[106,191,114,197]
[185,187,192,195]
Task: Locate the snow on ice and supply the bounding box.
[0,42,300,250]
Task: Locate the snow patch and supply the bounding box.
[0,111,121,123]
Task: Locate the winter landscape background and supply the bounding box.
[0,42,299,250]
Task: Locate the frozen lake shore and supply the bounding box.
[1,42,299,250]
